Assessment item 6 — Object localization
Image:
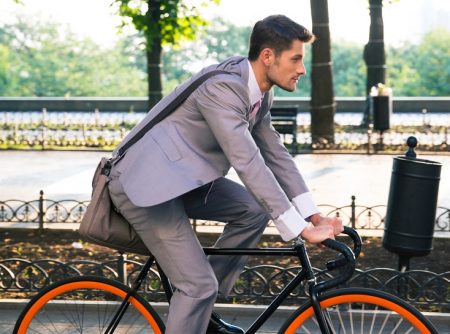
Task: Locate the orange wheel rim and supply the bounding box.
[17,280,162,334]
[283,294,431,334]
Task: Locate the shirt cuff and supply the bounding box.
[274,205,308,241]
[292,192,320,221]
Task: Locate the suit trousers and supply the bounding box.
[108,170,269,334]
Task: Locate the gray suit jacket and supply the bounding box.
[112,56,309,220]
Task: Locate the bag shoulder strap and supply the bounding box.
[116,69,231,159]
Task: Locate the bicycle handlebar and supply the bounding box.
[311,227,360,294]
[325,226,362,271]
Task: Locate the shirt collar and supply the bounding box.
[247,60,264,105]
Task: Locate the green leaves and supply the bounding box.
[387,29,450,96]
[113,0,218,49]
[0,17,147,97]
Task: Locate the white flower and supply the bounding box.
[370,83,392,97]
[71,241,83,249]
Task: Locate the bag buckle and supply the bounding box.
[101,159,113,177]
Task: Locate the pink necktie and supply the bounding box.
[249,99,261,119]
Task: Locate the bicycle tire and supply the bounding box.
[14,275,165,334]
[279,287,438,334]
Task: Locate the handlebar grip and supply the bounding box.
[325,226,362,271]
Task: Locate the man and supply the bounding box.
[108,15,342,334]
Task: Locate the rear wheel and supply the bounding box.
[14,275,165,334]
[279,287,438,334]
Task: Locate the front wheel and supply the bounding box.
[279,287,438,334]
[14,275,165,334]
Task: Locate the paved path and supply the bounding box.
[0,150,448,208]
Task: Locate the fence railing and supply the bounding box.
[1,192,449,235]
[1,255,448,312]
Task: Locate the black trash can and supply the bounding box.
[371,95,392,131]
[383,155,442,260]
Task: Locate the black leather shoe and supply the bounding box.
[206,311,245,334]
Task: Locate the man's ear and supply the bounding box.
[260,48,274,66]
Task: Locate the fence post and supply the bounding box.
[367,124,373,155]
[117,252,127,285]
[445,126,449,147]
[41,108,47,150]
[94,108,100,126]
[38,190,45,232]
[351,195,356,229]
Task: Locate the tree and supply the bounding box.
[332,41,365,96]
[0,44,13,95]
[0,16,147,97]
[386,42,420,96]
[310,0,336,145]
[414,29,450,96]
[3,8,446,99]
[361,0,392,126]
[161,18,251,94]
[364,0,386,95]
[201,18,251,61]
[113,0,219,108]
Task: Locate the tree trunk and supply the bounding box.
[310,0,336,146]
[146,0,163,109]
[362,0,386,126]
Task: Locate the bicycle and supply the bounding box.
[14,226,438,333]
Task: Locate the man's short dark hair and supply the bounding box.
[248,15,315,61]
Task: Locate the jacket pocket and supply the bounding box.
[150,123,182,162]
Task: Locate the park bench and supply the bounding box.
[270,106,299,154]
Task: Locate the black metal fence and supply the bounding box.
[1,255,448,312]
[1,192,449,312]
[1,191,449,234]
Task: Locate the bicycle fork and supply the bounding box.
[305,233,357,334]
[310,285,333,334]
[295,238,333,334]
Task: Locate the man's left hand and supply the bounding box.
[309,213,343,236]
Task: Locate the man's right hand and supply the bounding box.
[300,224,335,244]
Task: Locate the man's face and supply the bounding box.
[267,40,306,92]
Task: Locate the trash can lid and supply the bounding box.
[394,156,442,166]
[393,156,442,180]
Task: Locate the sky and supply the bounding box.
[1,0,449,48]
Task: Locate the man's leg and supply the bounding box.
[182,177,270,296]
[109,172,218,334]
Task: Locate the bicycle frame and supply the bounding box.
[107,227,359,334]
